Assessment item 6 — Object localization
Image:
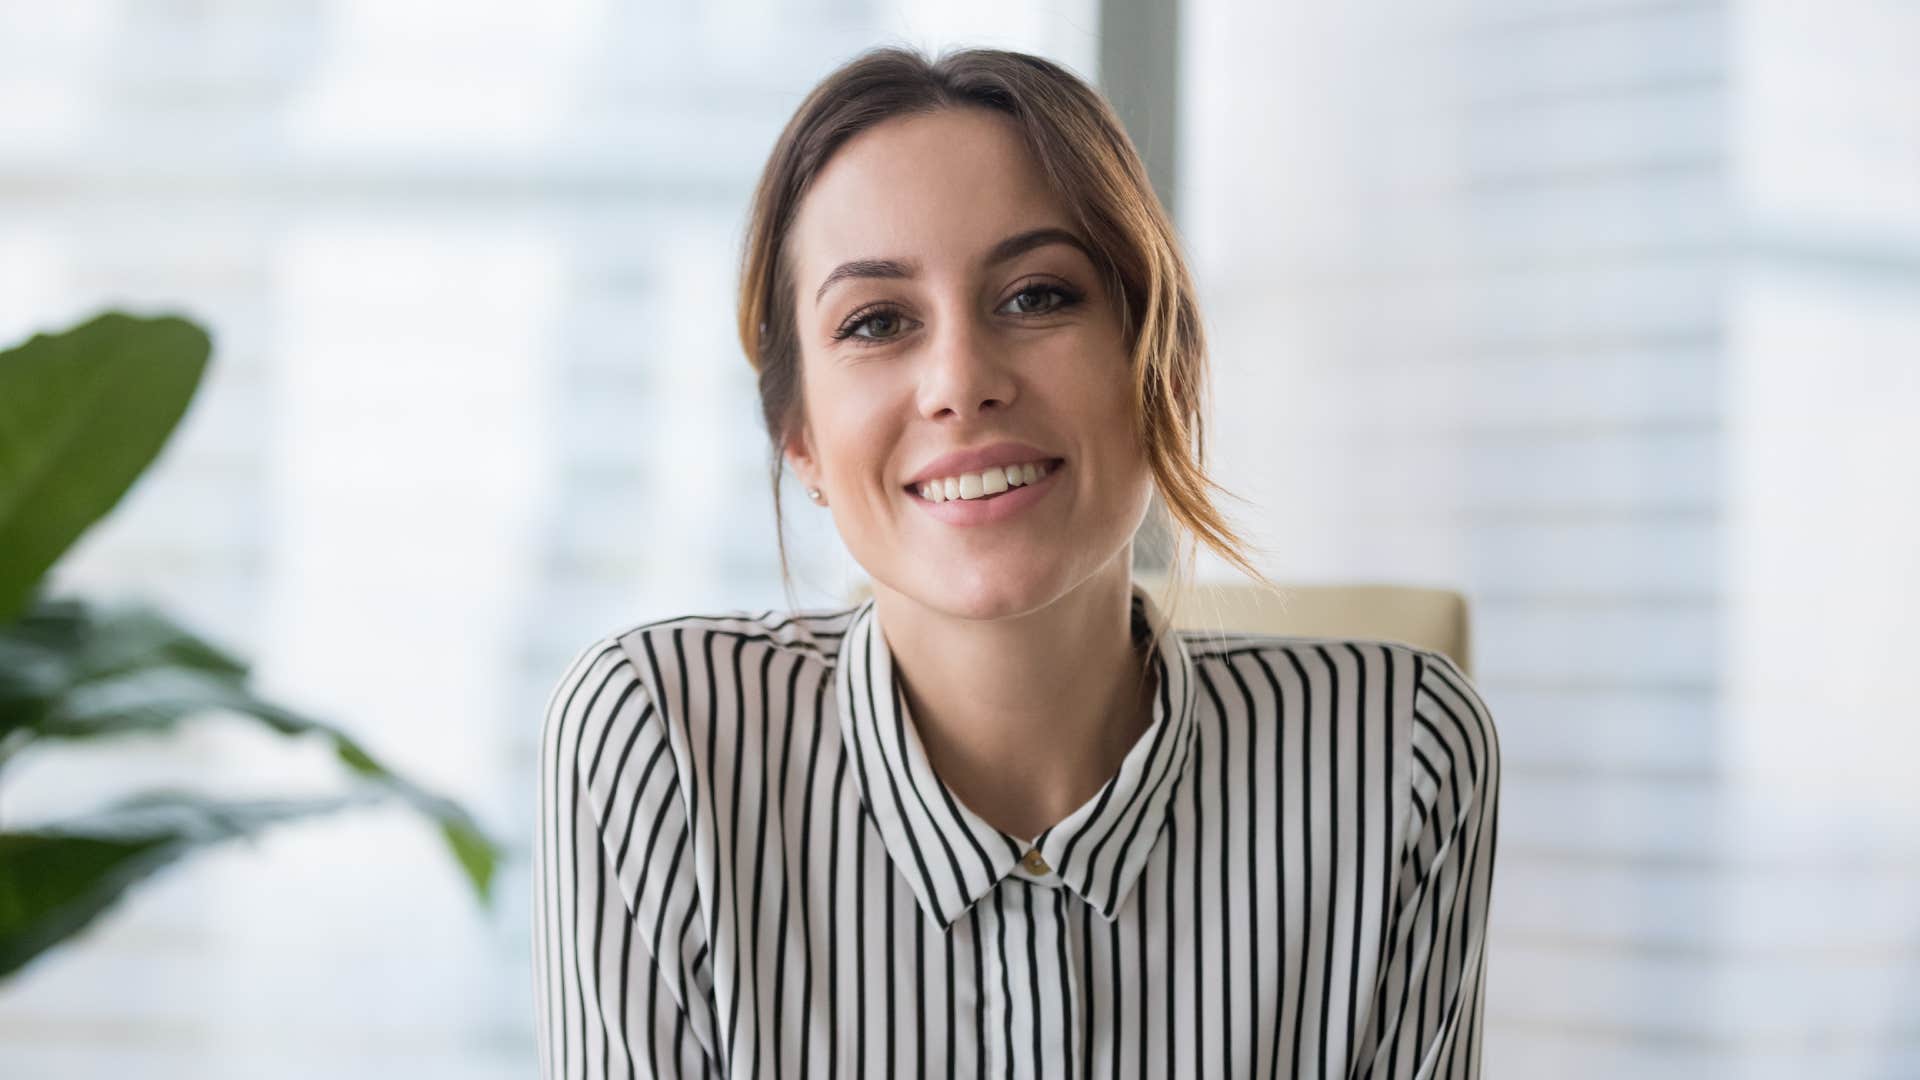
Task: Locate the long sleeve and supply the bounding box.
[1353,650,1502,1080]
[533,637,722,1079]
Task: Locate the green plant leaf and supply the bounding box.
[1,596,500,906]
[1,597,250,745]
[0,312,211,622]
[0,310,499,979]
[328,734,498,906]
[0,790,370,979]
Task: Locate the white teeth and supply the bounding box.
[915,459,1054,502]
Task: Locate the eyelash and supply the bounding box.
[830,281,1085,345]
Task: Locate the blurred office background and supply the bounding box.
[1,0,1916,1076]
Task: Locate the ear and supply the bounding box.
[781,424,820,491]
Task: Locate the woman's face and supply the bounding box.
[783,105,1154,619]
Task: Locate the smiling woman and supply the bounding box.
[737,52,1262,611]
[533,44,1499,1080]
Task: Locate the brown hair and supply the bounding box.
[735,44,1275,625]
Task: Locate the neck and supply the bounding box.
[871,554,1158,844]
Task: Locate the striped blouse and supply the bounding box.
[532,581,1500,1079]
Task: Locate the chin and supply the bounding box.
[880,567,1059,622]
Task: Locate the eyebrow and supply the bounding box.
[812,226,1095,306]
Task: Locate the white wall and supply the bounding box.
[1181,0,1920,1076]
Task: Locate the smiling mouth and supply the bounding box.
[906,458,1065,502]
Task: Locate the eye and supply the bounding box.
[832,304,911,344]
[999,282,1082,317]
[833,303,906,343]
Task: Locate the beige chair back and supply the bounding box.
[844,576,1472,677]
[1133,574,1472,677]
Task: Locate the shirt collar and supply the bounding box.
[834,579,1199,931]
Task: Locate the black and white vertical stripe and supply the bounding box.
[533,581,1500,1079]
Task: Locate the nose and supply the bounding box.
[915,308,1016,421]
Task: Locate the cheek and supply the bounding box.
[1052,340,1136,435]
[1080,381,1150,479]
[810,378,899,483]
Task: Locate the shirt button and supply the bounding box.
[1022,849,1050,875]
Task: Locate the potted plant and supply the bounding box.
[0,310,498,979]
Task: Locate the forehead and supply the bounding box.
[788,107,1073,287]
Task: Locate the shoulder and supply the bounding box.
[1183,631,1497,760]
[540,634,643,748]
[1182,629,1441,699]
[537,635,657,817]
[1407,645,1501,795]
[548,604,859,701]
[541,604,861,776]
[1181,631,1500,811]
[601,603,863,679]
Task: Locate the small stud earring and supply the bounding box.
[806,487,824,503]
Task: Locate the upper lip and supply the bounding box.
[905,441,1062,487]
